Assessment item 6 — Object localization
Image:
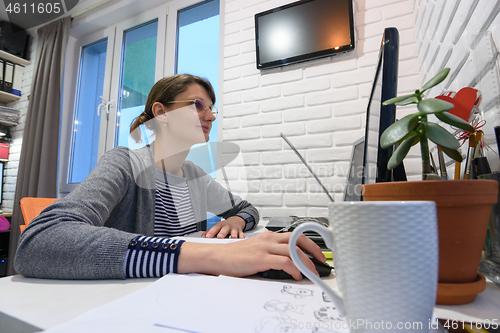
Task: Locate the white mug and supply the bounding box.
[289,201,438,333]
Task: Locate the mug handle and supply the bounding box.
[288,222,346,316]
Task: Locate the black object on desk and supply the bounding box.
[266,216,329,232]
[495,126,500,156]
[0,230,9,277]
[266,216,330,250]
[471,156,492,179]
[258,255,333,280]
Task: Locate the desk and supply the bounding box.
[0,275,157,332]
[1,273,499,333]
[3,225,500,332]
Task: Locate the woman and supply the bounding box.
[14,74,324,280]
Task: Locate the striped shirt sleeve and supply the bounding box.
[123,236,185,278]
[236,212,256,232]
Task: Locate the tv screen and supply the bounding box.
[254,0,355,69]
[363,27,406,185]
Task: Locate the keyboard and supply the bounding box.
[265,216,329,249]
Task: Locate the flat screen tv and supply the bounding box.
[254,0,355,69]
[362,27,406,186]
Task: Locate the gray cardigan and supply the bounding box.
[14,145,259,279]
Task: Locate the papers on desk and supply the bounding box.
[172,232,246,244]
[42,274,348,333]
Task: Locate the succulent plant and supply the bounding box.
[380,68,475,180]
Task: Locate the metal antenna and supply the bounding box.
[280,133,334,202]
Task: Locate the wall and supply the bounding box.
[4,0,499,219]
[414,0,500,174]
[0,37,37,214]
[221,0,420,219]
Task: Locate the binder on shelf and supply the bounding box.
[0,142,9,160]
[3,61,13,94]
[0,59,3,91]
[12,64,23,96]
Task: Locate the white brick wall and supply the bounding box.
[6,0,497,221]
[0,37,37,214]
[222,0,421,218]
[414,0,500,176]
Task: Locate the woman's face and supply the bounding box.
[162,83,216,145]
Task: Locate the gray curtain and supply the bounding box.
[7,17,71,275]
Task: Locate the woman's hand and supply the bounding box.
[202,216,245,239]
[178,231,326,281]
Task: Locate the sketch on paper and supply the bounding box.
[281,285,315,299]
[154,277,347,333]
[313,306,344,323]
[254,283,347,333]
[264,299,305,318]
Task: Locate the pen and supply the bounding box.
[430,152,438,174]
[454,161,461,180]
[154,323,202,333]
[495,126,500,160]
[437,146,448,179]
[471,131,484,179]
[473,131,483,159]
[463,134,475,180]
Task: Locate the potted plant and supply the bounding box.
[361,68,498,305]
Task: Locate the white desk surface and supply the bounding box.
[1,272,499,333]
[2,225,500,332]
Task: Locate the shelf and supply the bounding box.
[0,50,30,67]
[0,91,21,104]
[0,118,19,127]
[0,121,18,127]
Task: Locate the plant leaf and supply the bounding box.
[382,94,416,106]
[421,68,450,93]
[397,130,420,145]
[417,98,454,114]
[440,145,463,162]
[394,96,419,106]
[388,134,419,170]
[410,135,421,146]
[425,122,460,150]
[435,111,475,132]
[380,113,420,148]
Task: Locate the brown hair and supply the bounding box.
[129,74,216,143]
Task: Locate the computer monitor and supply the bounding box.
[362,27,406,185]
[343,137,364,201]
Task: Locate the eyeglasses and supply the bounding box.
[166,99,218,118]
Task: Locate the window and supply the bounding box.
[68,39,107,184]
[176,0,220,227]
[176,0,220,176]
[114,20,158,149]
[59,1,220,196]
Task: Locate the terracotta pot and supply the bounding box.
[362,180,497,285]
[436,273,487,305]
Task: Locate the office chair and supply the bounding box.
[19,197,57,233]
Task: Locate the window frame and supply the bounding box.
[59,26,116,194]
[58,0,223,196]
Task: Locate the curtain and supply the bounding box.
[7,16,71,275]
